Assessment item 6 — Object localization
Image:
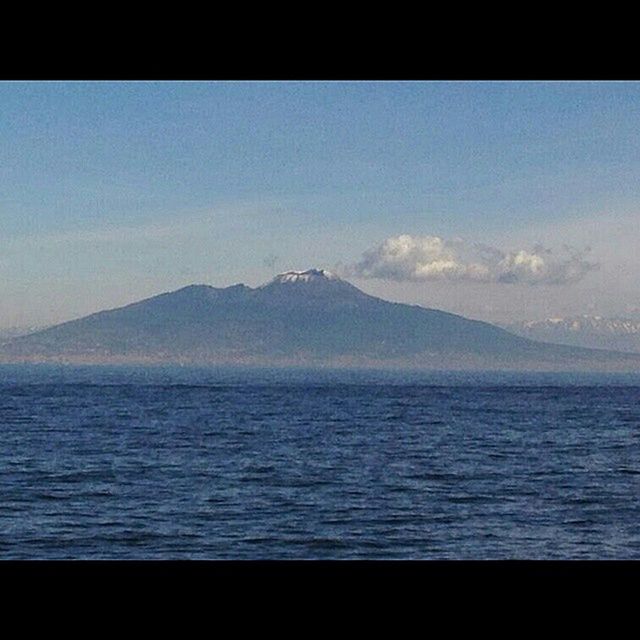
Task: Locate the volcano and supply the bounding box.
[2,269,639,370]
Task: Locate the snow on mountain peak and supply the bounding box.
[513,315,640,335]
[269,269,340,284]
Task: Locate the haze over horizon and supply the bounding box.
[2,81,640,329]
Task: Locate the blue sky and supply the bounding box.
[2,81,640,327]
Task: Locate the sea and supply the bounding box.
[1,364,640,559]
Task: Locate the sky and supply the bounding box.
[2,80,640,328]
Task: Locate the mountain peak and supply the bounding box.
[266,268,340,285]
[257,268,371,304]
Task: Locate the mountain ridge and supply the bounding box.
[503,315,640,354]
[2,270,639,371]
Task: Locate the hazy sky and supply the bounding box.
[2,81,640,328]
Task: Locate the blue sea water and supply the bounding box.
[1,364,640,559]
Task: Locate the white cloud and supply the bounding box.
[349,234,598,285]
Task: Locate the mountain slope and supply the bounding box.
[2,269,639,370]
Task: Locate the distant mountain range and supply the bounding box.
[1,269,639,370]
[502,315,640,353]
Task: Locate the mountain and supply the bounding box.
[2,269,639,370]
[0,326,43,343]
[502,315,640,353]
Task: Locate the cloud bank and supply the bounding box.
[349,235,597,285]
